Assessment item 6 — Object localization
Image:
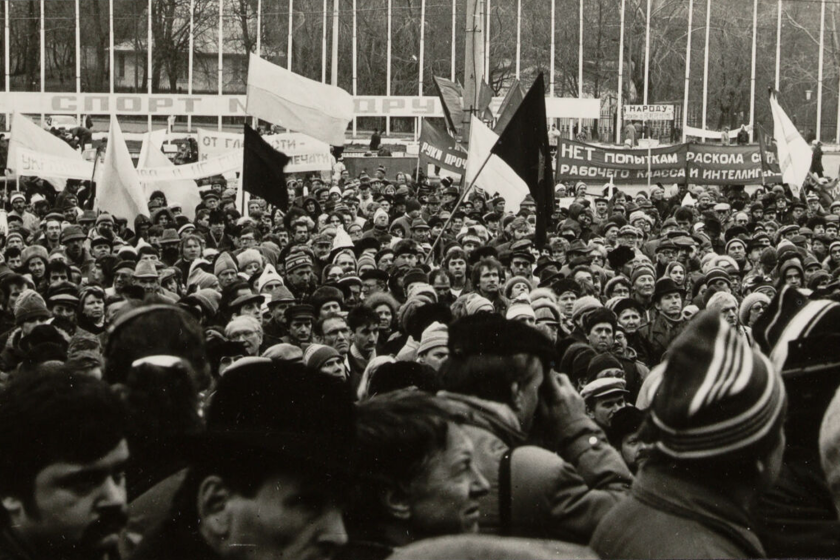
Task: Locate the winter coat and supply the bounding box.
[591,461,767,559]
[437,392,632,544]
[639,312,685,364]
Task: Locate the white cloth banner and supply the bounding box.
[465,116,529,213]
[8,112,86,189]
[246,54,353,146]
[135,151,243,183]
[770,92,811,196]
[624,105,674,121]
[197,129,333,172]
[684,125,752,140]
[15,147,94,180]
[138,129,201,220]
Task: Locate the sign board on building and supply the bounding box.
[623,104,674,121]
[0,92,602,120]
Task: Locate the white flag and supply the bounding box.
[769,92,812,197]
[465,116,529,213]
[138,129,201,220]
[97,115,149,219]
[246,54,353,146]
[8,112,85,189]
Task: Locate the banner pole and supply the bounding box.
[682,0,693,143]
[425,150,494,264]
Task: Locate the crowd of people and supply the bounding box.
[1,149,840,560]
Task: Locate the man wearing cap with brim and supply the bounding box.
[261,285,296,347]
[45,280,80,330]
[592,311,786,559]
[8,192,38,232]
[581,377,629,430]
[61,224,94,276]
[280,304,316,349]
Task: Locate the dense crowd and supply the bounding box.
[2,152,840,560]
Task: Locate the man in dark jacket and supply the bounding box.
[132,361,355,560]
[438,314,632,544]
[640,278,686,364]
[591,311,787,559]
[0,371,129,560]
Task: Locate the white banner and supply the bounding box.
[0,92,602,120]
[197,129,332,172]
[15,147,94,180]
[684,124,752,140]
[135,151,243,183]
[623,104,674,121]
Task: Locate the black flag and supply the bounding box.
[490,74,554,248]
[242,124,290,211]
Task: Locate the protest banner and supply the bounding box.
[686,144,781,185]
[197,129,331,173]
[555,138,780,185]
[555,139,688,183]
[418,120,467,174]
[135,151,243,183]
[15,147,94,180]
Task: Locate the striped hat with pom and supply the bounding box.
[651,310,785,459]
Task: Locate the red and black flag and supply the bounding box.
[490,74,554,248]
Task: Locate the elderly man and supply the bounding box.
[225,315,264,356]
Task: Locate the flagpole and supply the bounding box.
[188,0,194,132]
[256,0,261,56]
[484,0,490,79]
[109,0,114,96]
[701,0,710,142]
[515,0,521,80]
[748,0,757,142]
[424,150,496,264]
[148,0,153,132]
[75,0,80,129]
[218,0,223,131]
[550,0,555,98]
[321,0,327,83]
[578,0,583,137]
[451,0,456,81]
[4,0,8,131]
[775,0,781,91]
[616,0,625,144]
[643,0,650,105]
[330,0,339,86]
[386,0,391,136]
[836,4,840,143]
[40,0,44,125]
[287,0,293,70]
[417,0,425,143]
[352,0,357,137]
[682,0,693,143]
[817,0,825,141]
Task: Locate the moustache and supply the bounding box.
[79,507,129,549]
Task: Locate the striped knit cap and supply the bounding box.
[753,284,840,374]
[651,310,785,460]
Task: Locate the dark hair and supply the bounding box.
[208,210,225,225]
[347,305,380,332]
[0,371,126,505]
[314,314,346,337]
[1,274,27,301]
[46,260,71,278]
[4,247,21,259]
[104,303,209,390]
[470,257,503,287]
[346,391,453,531]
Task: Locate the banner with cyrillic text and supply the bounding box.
[197,129,332,172]
[623,105,674,121]
[555,139,781,185]
[135,151,242,183]
[418,120,467,174]
[15,147,94,180]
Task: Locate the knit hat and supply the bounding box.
[506,295,536,322]
[532,297,560,325]
[303,343,341,371]
[214,252,238,276]
[504,276,534,299]
[586,353,625,383]
[256,264,284,293]
[559,342,596,386]
[15,289,50,326]
[237,249,263,271]
[285,252,312,273]
[187,268,218,290]
[650,310,785,459]
[465,294,494,316]
[417,322,449,355]
[571,296,602,321]
[193,288,222,317]
[739,292,771,325]
[630,266,655,285]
